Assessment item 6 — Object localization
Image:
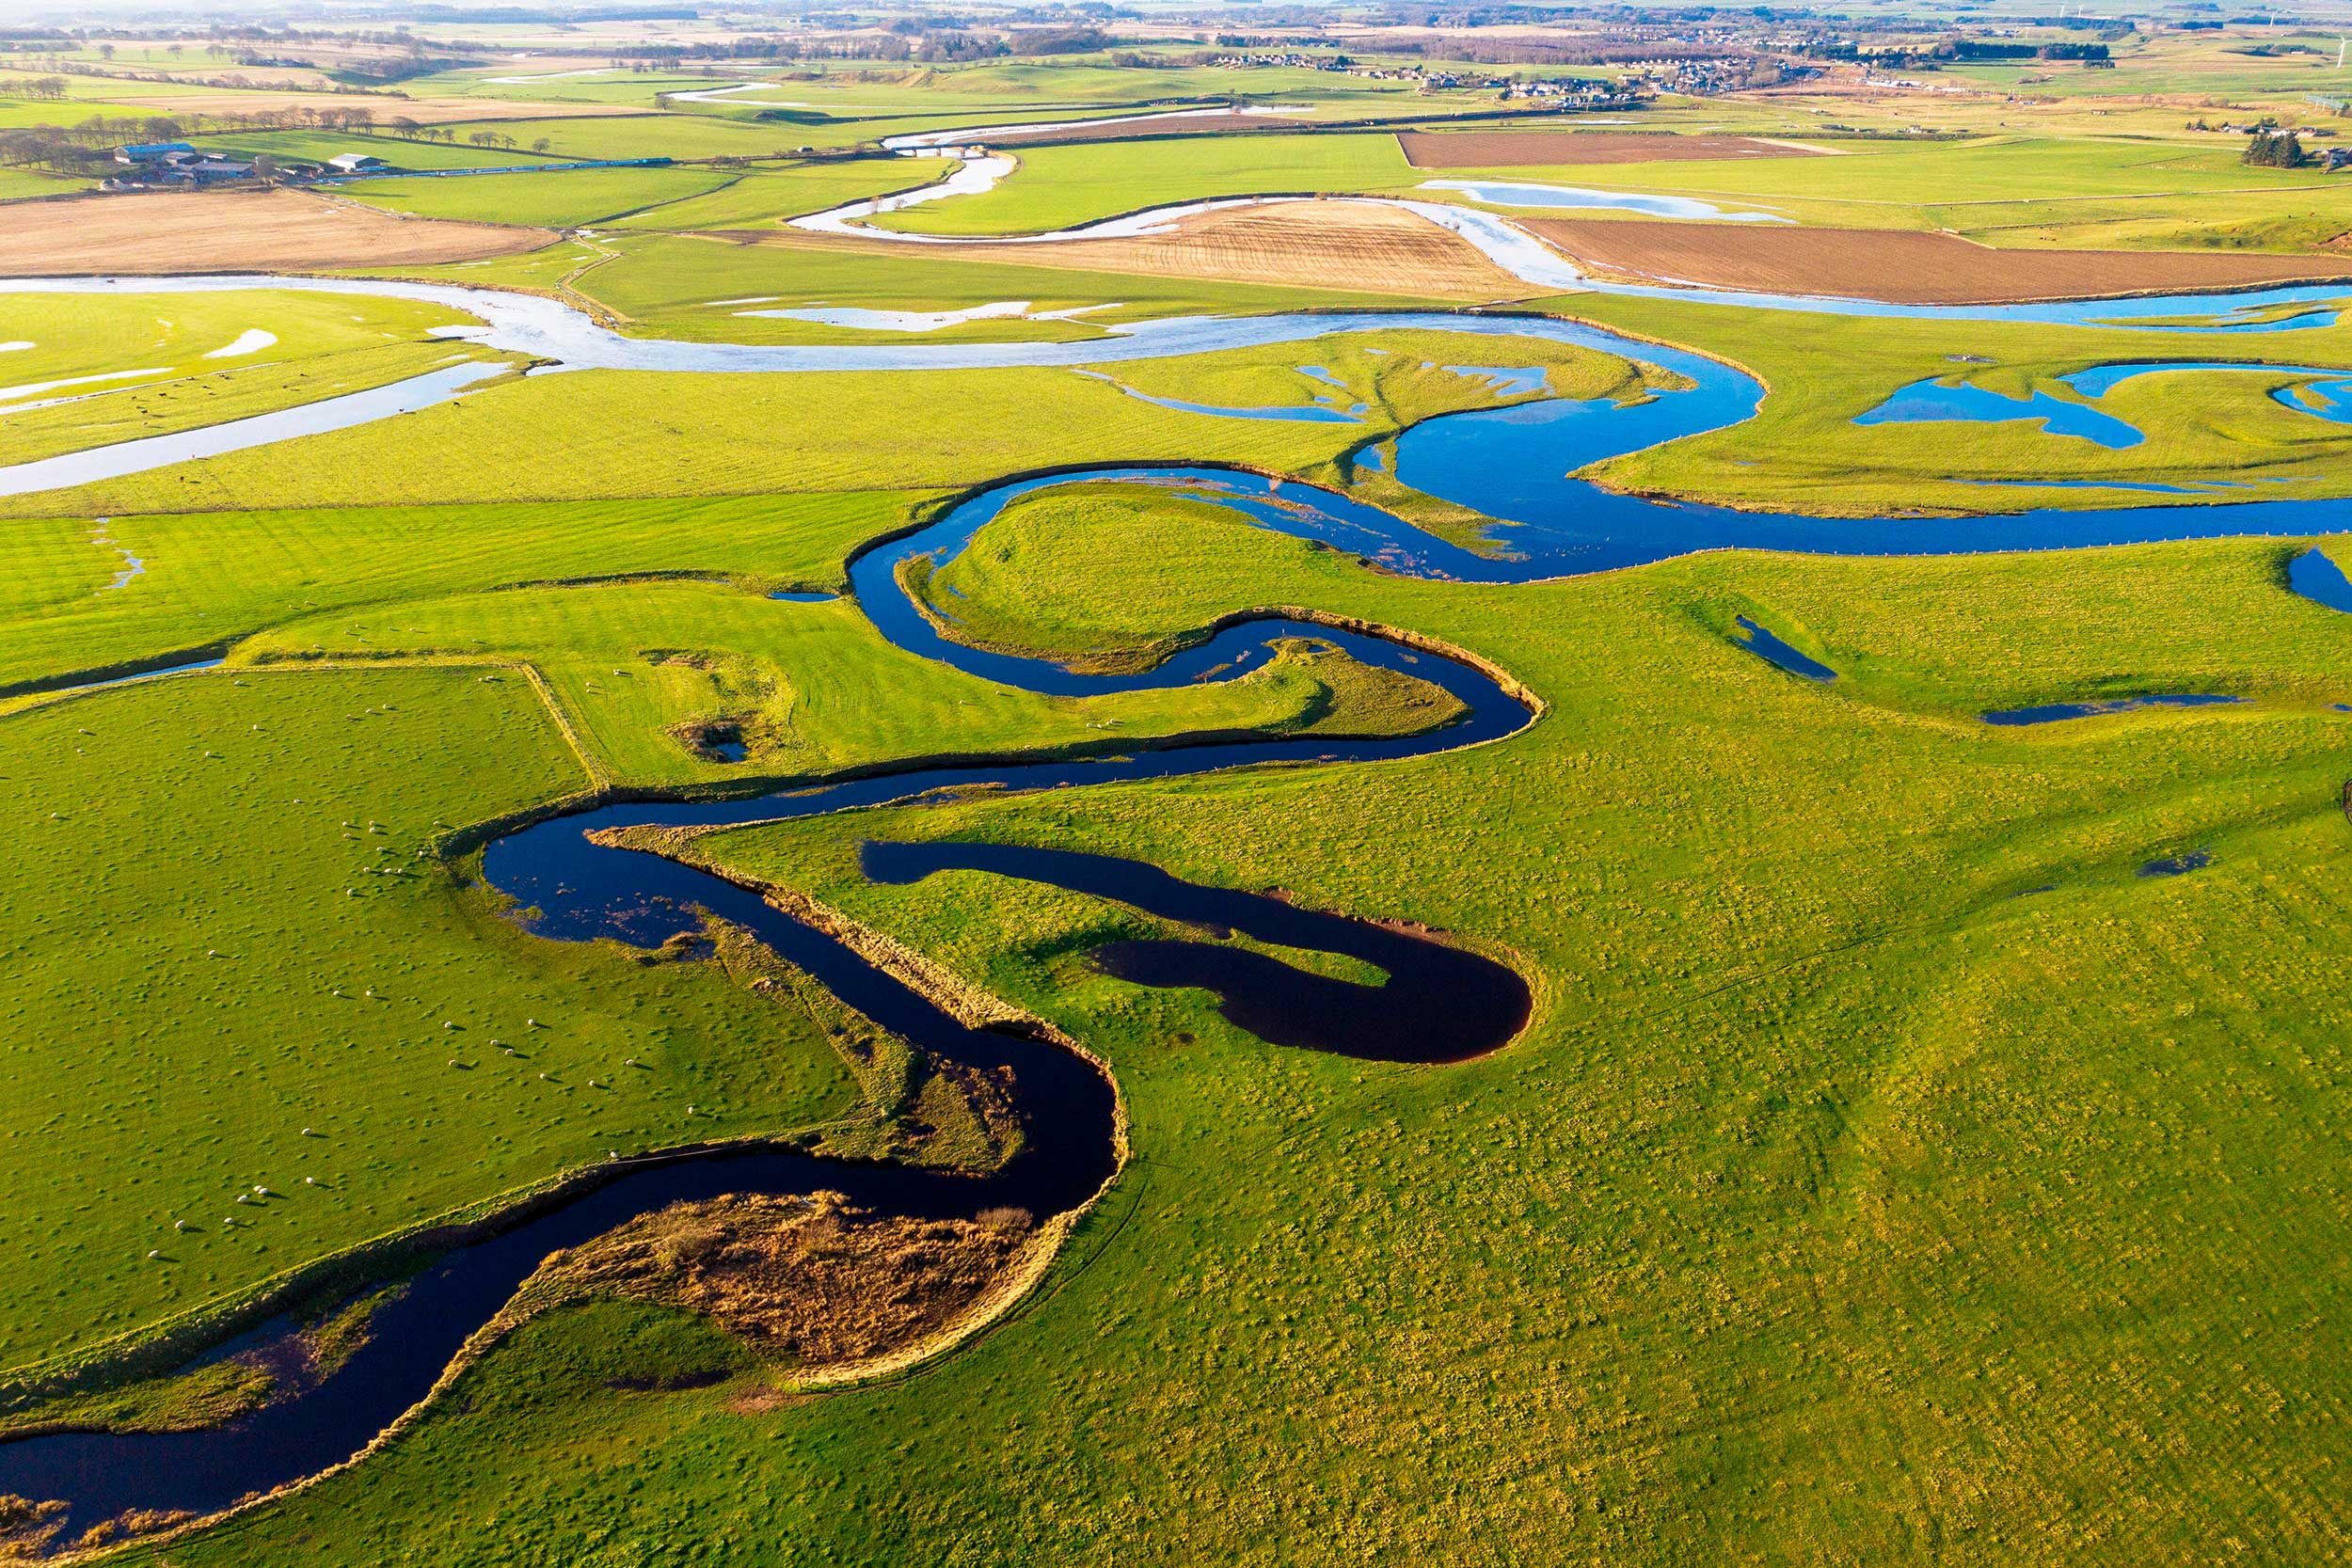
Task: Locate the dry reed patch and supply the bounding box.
[104,93,644,122]
[882,199,1542,300]
[519,1193,1035,1369]
[1524,218,2352,304]
[0,189,553,276]
[1398,130,1828,168]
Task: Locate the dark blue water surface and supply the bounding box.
[2138,848,2215,879]
[862,840,1530,1063]
[2291,546,2352,611]
[1733,616,1838,683]
[1982,693,2246,726]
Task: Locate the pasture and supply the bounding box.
[0,289,505,465]
[332,166,738,230]
[109,508,2352,1567]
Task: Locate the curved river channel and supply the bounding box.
[4,261,2352,1540]
[0,511,1541,1540]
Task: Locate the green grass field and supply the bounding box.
[0,166,94,198]
[331,166,738,229]
[0,291,506,467]
[102,499,2352,1565]
[0,664,862,1369]
[869,132,1416,236]
[224,131,531,171]
[601,161,926,229]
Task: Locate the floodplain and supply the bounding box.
[2,8,2351,1565]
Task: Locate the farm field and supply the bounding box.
[332,166,738,230]
[1529,218,2352,302]
[107,520,2352,1567]
[0,191,549,276]
[563,230,1482,343]
[5,14,2352,1568]
[866,132,1418,234]
[0,289,506,465]
[1398,129,1832,166]
[602,161,930,230]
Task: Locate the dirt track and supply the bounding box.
[0,189,554,277]
[1524,218,2352,304]
[754,198,1542,301]
[1399,131,1827,168]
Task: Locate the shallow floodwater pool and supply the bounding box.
[1416,179,1789,224]
[1853,360,2352,452]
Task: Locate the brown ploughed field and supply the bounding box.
[770,198,1541,301]
[1398,131,1827,168]
[1525,218,2352,303]
[0,190,554,276]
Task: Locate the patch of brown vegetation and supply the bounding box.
[521,1193,1036,1368]
[0,1495,69,1561]
[104,93,642,122]
[0,189,553,277]
[724,1384,807,1415]
[1524,218,2352,304]
[1399,130,1826,168]
[768,198,1538,301]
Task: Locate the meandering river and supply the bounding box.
[3,252,2350,1544]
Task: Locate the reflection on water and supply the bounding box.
[1982,693,2244,726]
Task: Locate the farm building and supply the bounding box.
[114,141,195,165]
[326,152,389,174]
